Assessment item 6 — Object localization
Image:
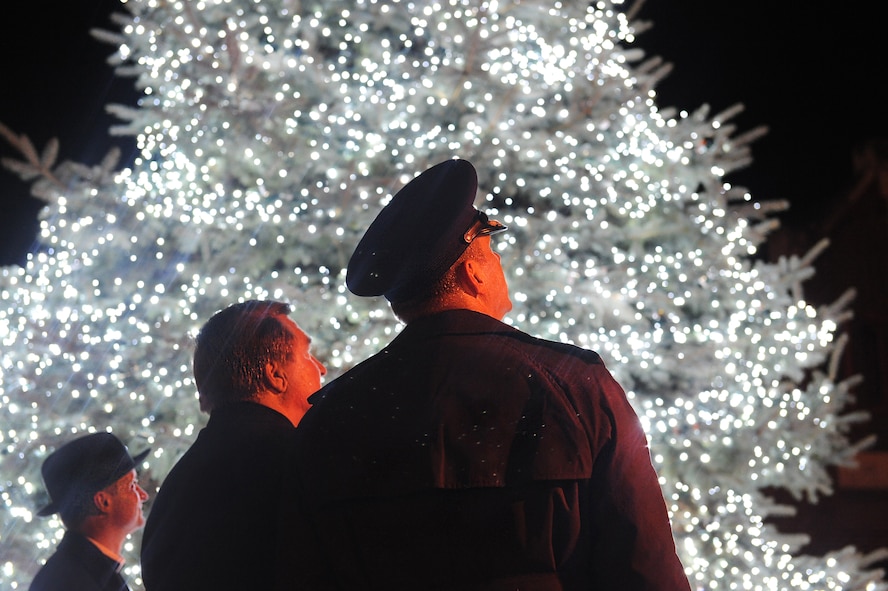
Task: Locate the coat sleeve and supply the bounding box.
[578,366,692,591]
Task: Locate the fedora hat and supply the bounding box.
[38,432,150,517]
[347,158,506,303]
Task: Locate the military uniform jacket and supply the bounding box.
[288,309,691,591]
[29,531,129,591]
[141,402,297,591]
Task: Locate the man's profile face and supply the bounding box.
[279,315,327,417]
[474,236,512,320]
[104,469,148,534]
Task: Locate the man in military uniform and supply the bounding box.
[287,158,691,590]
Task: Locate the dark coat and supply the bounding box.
[288,309,691,591]
[29,531,129,591]
[140,402,297,591]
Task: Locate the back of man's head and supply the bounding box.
[193,300,293,412]
[347,159,506,305]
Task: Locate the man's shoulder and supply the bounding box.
[30,548,75,590]
[30,534,123,591]
[315,314,606,391]
[444,309,606,364]
[156,410,294,484]
[502,328,603,361]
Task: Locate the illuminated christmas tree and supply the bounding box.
[1,1,885,589]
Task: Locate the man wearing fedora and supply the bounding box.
[140,300,326,591]
[31,432,150,591]
[286,159,691,590]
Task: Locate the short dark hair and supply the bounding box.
[59,490,101,530]
[193,300,295,410]
[390,246,475,323]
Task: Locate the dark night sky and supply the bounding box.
[1,1,886,265]
[639,1,888,226]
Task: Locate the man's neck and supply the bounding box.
[78,521,126,562]
[85,534,125,563]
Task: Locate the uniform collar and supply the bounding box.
[395,308,513,341]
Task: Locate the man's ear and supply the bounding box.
[458,259,484,296]
[263,361,287,394]
[93,490,111,514]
